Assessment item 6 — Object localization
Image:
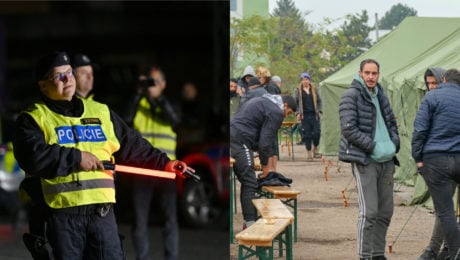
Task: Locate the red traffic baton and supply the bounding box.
[102,162,200,182]
[103,162,175,179]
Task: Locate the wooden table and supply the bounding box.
[278,121,295,160]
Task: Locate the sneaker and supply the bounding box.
[418,247,437,260]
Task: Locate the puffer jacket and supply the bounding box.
[412,82,460,162]
[338,78,400,166]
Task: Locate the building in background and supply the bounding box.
[230,0,268,19]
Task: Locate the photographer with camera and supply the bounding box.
[124,66,181,260]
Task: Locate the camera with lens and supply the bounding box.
[138,77,156,88]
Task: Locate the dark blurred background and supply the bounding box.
[0,1,229,259]
[0,0,229,145]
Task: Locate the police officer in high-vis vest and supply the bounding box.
[13,51,191,260]
[124,66,181,260]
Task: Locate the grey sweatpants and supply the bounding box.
[352,161,395,258]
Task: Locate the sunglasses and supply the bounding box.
[48,69,74,81]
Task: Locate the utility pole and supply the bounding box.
[375,13,379,42]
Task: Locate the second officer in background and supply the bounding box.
[124,66,181,260]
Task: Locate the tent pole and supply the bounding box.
[388,204,419,254]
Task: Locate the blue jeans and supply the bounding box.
[132,177,179,260]
[421,155,460,259]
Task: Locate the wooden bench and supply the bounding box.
[252,198,294,258]
[256,186,301,242]
[252,198,294,221]
[235,216,292,259]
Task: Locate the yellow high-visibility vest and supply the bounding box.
[26,98,120,208]
[133,97,177,159]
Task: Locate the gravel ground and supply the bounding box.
[231,143,436,260]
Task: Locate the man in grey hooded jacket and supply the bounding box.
[339,59,400,260]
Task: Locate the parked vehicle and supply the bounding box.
[113,142,229,229]
[178,142,229,228]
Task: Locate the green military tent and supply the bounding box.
[318,17,460,206]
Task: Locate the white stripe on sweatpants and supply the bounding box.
[353,163,366,257]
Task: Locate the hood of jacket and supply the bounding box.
[262,93,283,111]
[424,67,446,90]
[242,65,255,78]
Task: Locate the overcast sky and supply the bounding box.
[269,0,460,29]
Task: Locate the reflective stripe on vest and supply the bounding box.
[42,178,114,194]
[27,97,120,208]
[133,97,177,159]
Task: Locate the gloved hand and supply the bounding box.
[164,160,188,179]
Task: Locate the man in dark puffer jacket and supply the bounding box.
[339,59,400,260]
[412,68,460,260]
[417,66,451,260]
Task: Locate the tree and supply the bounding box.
[271,0,310,57]
[340,10,372,62]
[379,3,417,29]
[230,7,374,89]
[271,0,304,22]
[230,16,276,77]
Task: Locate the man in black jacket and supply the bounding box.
[338,59,400,260]
[230,94,296,228]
